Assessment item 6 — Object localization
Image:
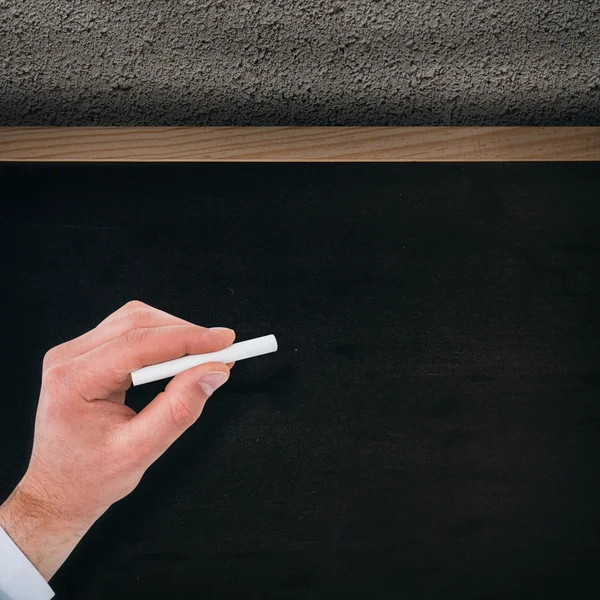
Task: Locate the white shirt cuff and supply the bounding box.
[0,526,54,600]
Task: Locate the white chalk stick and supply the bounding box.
[131,334,278,386]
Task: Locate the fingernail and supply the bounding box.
[199,372,229,397]
[209,327,234,333]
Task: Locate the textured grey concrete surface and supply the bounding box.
[1,0,599,125]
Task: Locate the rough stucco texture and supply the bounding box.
[1,0,599,125]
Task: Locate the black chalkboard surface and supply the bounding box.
[1,163,599,599]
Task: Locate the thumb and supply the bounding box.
[125,362,230,465]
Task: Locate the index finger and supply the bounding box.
[97,301,191,328]
[44,303,196,370]
[72,325,235,400]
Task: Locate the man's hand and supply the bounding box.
[0,301,234,580]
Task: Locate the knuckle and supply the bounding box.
[42,341,73,371]
[119,327,152,348]
[42,347,60,371]
[168,395,199,432]
[123,300,148,312]
[43,363,72,393]
[125,307,152,325]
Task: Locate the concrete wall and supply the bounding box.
[1,0,599,125]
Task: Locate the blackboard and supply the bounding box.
[1,162,599,599]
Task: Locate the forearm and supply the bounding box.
[0,480,99,581]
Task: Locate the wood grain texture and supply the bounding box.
[0,127,599,161]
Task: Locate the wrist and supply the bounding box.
[0,479,101,580]
[8,474,100,529]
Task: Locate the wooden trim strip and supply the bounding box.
[1,127,599,161]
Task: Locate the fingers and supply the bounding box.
[122,362,230,465]
[43,301,194,370]
[73,325,235,400]
[97,301,163,326]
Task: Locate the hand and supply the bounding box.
[0,301,235,580]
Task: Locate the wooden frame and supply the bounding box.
[1,127,599,161]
